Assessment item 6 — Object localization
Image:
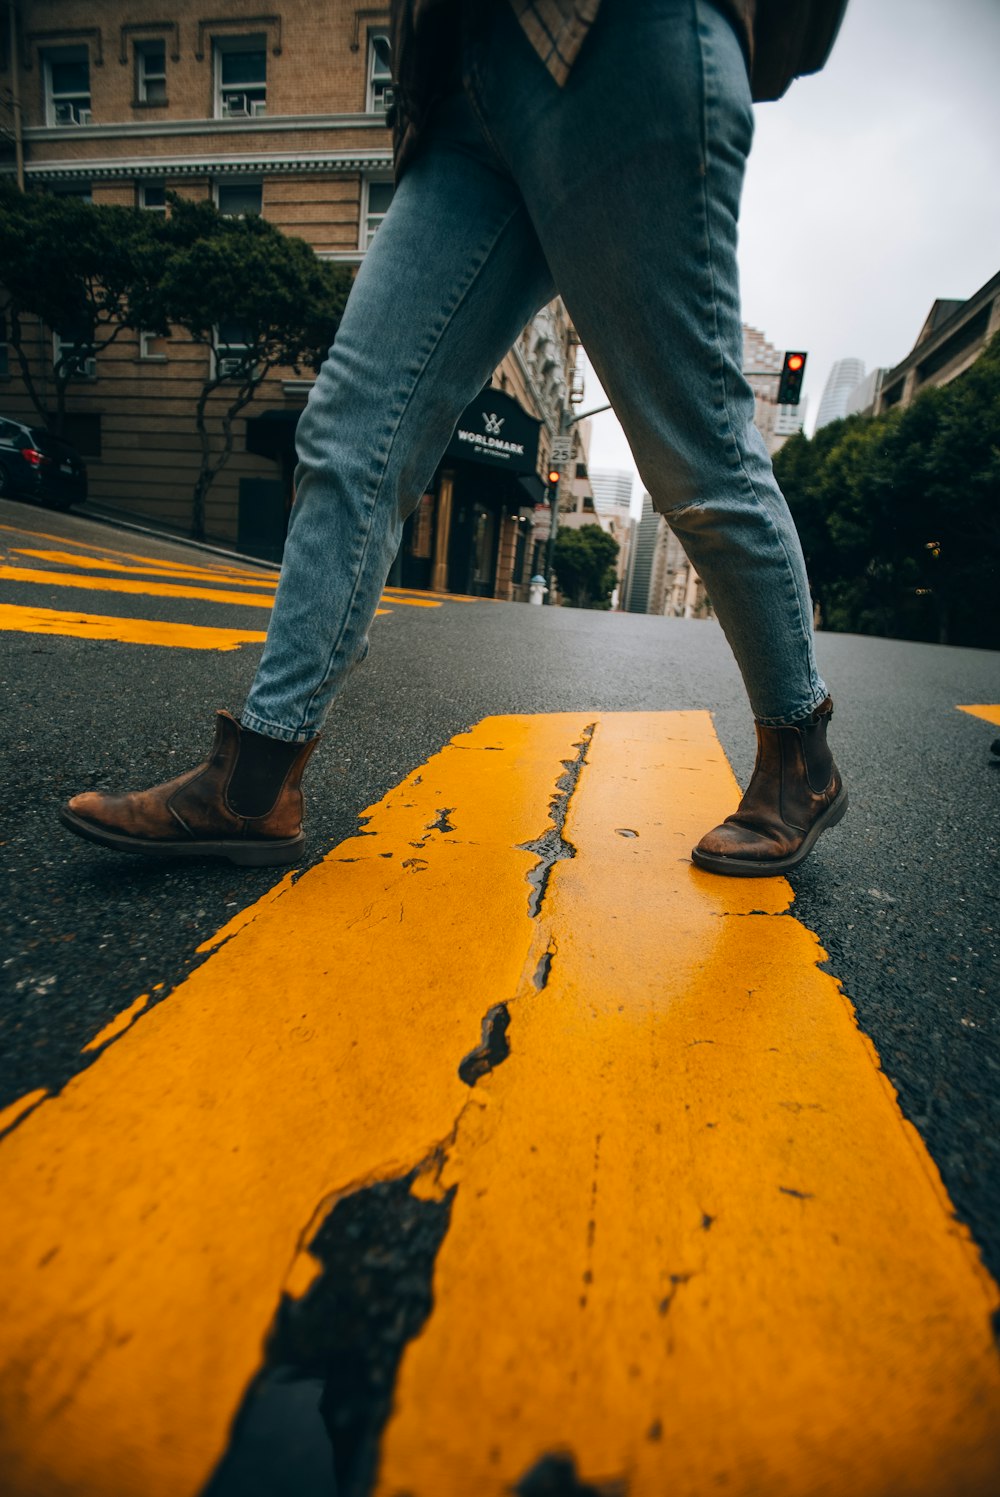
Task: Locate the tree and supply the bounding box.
[0,181,166,436]
[153,197,352,539]
[774,336,1000,648]
[553,524,619,608]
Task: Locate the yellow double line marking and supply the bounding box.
[1,712,998,1496]
[0,539,449,650]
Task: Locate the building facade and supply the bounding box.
[874,269,1000,416]
[0,0,583,600]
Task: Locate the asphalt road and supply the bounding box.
[2,496,999,1495]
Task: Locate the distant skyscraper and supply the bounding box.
[816,358,866,429]
[590,468,634,519]
[623,493,660,613]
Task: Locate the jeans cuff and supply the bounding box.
[754,689,830,729]
[239,709,319,745]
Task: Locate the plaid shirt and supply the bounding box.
[507,0,604,86]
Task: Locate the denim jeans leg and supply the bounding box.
[241,93,555,742]
[467,0,828,725]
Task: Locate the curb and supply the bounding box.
[74,504,282,573]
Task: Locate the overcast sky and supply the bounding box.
[582,0,1000,513]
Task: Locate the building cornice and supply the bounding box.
[11,148,393,181]
[22,112,390,143]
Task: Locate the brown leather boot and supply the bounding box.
[59,712,320,867]
[691,697,847,877]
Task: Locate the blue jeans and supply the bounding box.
[242,0,828,743]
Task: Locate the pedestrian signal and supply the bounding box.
[778,351,807,406]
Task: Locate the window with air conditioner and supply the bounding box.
[139,328,169,361]
[216,181,263,217]
[362,178,394,248]
[215,37,267,119]
[136,40,168,105]
[215,321,253,380]
[367,32,392,113]
[53,330,96,380]
[44,47,91,126]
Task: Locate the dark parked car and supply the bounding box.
[0,416,88,511]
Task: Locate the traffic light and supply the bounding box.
[777,351,807,406]
[547,468,561,487]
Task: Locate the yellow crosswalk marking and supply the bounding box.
[958,704,1000,727]
[0,603,270,651]
[12,548,278,588]
[0,522,260,577]
[1,714,997,1497]
[0,564,278,609]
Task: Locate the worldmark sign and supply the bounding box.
[445,388,541,478]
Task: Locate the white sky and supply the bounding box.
[582,0,1000,515]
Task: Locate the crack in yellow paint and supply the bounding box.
[0,604,270,651]
[958,704,1000,727]
[80,994,153,1053]
[1,713,998,1497]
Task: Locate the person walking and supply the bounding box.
[60,0,850,878]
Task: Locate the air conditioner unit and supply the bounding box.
[217,355,244,379]
[222,93,249,118]
[53,102,75,125]
[77,108,92,125]
[249,98,267,117]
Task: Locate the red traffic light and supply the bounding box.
[778,350,807,406]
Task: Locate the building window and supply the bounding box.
[138,181,167,213]
[44,47,92,126]
[139,330,169,361]
[45,180,93,201]
[135,40,167,105]
[367,32,392,113]
[215,37,267,119]
[215,321,252,379]
[53,330,96,380]
[362,178,394,248]
[216,181,263,217]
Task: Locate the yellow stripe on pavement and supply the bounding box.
[0,522,262,578]
[0,564,278,609]
[1,713,998,1497]
[0,566,438,613]
[0,603,269,651]
[12,548,278,588]
[958,704,1000,727]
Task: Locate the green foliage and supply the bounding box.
[774,337,1000,648]
[0,179,167,433]
[0,183,352,536]
[553,523,619,608]
[154,195,352,537]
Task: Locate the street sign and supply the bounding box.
[549,438,573,465]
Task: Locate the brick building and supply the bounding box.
[0,0,582,597]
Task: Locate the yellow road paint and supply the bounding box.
[1,714,998,1497]
[81,994,152,1053]
[0,1089,50,1139]
[0,522,262,578]
[0,564,278,609]
[12,548,278,589]
[958,704,1000,727]
[0,604,268,651]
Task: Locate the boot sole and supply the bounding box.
[690,786,849,879]
[58,807,305,868]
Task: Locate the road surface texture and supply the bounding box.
[1,497,998,1497]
